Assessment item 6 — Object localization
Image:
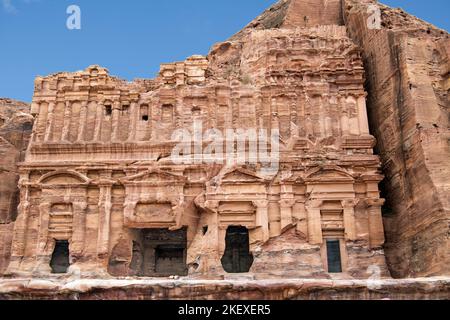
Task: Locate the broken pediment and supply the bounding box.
[221,168,264,184]
[122,169,186,184]
[39,170,89,185]
[305,167,354,183]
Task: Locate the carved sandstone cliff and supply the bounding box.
[0,0,448,300]
[0,98,33,275]
[343,0,449,278]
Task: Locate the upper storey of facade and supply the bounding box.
[27,2,375,164]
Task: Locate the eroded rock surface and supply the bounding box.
[0,98,33,275]
[343,0,450,278]
[0,278,448,300]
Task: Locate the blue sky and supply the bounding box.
[0,0,449,102]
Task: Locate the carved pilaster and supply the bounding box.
[279,198,296,231]
[61,101,72,142]
[9,185,30,262]
[33,202,52,274]
[253,200,270,243]
[357,95,370,135]
[71,201,88,258]
[367,199,386,249]
[340,111,350,136]
[342,199,358,241]
[77,101,89,142]
[127,102,138,142]
[44,102,55,142]
[111,101,121,141]
[306,200,323,245]
[94,102,104,142]
[97,183,112,263]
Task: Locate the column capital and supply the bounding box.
[305,199,323,209]
[279,199,296,208]
[367,198,386,208]
[342,198,359,208]
[73,201,88,211]
[252,200,269,208]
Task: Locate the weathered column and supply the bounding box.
[33,201,52,274]
[340,110,350,135]
[94,101,104,142]
[342,199,357,241]
[77,101,89,142]
[127,101,138,142]
[279,184,295,231]
[306,200,323,245]
[61,101,72,142]
[97,182,112,267]
[253,200,270,243]
[44,102,56,142]
[71,201,88,259]
[280,199,296,231]
[111,101,121,141]
[6,184,30,273]
[357,94,370,135]
[200,200,222,273]
[367,199,386,249]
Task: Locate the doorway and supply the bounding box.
[221,226,254,273]
[130,228,188,277]
[50,240,70,274]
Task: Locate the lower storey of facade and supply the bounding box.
[4,161,390,279]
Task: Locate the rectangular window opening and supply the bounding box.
[326,240,343,273]
[105,105,112,116]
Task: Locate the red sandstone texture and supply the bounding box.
[0,98,33,275]
[343,0,449,278]
[0,0,448,299]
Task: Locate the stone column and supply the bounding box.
[33,201,52,274]
[306,200,323,245]
[253,200,270,243]
[71,201,88,259]
[7,185,31,273]
[127,102,138,142]
[111,101,121,141]
[357,95,370,135]
[340,110,350,136]
[61,101,72,142]
[279,185,295,231]
[94,101,104,142]
[44,102,55,142]
[342,199,357,241]
[97,183,112,266]
[280,200,296,231]
[367,199,386,249]
[77,101,89,142]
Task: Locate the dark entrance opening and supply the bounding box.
[326,240,343,273]
[221,226,254,273]
[155,245,185,275]
[50,240,70,274]
[130,228,188,277]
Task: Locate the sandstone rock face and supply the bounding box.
[0,278,448,300]
[0,0,448,296]
[0,98,33,275]
[343,0,450,278]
